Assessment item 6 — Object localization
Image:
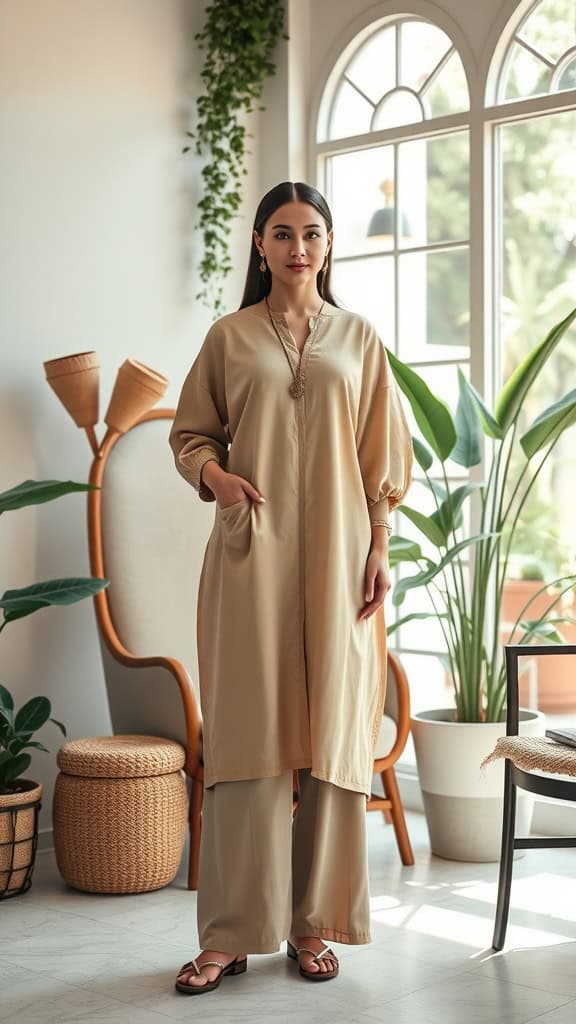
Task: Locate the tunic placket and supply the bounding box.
[268,312,321,724]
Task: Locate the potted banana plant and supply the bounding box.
[0,479,109,898]
[387,306,576,861]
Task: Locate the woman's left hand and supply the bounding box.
[358,547,391,620]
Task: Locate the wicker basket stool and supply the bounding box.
[52,735,187,894]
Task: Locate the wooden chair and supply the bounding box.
[486,644,576,951]
[367,650,414,865]
[88,410,414,889]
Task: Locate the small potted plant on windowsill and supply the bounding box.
[388,304,576,861]
[0,480,109,899]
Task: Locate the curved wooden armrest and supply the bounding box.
[373,649,411,771]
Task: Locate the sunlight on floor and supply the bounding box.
[452,874,576,920]
[370,887,576,950]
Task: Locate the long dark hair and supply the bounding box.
[239,181,340,309]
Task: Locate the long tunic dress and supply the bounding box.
[169,299,412,798]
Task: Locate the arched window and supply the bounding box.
[317,17,470,369]
[497,0,576,99]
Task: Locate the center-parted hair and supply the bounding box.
[239,181,339,309]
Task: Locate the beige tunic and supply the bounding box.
[169,300,412,797]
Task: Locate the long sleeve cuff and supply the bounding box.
[177,445,222,502]
[368,495,390,527]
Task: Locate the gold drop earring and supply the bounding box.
[259,253,267,273]
[321,251,329,280]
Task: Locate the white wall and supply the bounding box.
[0,0,259,836]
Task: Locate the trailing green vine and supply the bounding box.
[184,0,288,316]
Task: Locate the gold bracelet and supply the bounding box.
[371,520,392,534]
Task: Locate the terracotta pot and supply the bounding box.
[104,359,168,437]
[43,351,99,428]
[501,579,576,713]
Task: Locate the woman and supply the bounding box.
[169,181,412,994]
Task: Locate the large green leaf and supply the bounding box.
[387,611,446,636]
[0,685,14,712]
[0,479,98,514]
[461,377,504,440]
[495,305,576,432]
[14,697,50,733]
[0,706,13,729]
[520,388,576,459]
[392,533,496,606]
[451,369,482,467]
[1,601,47,624]
[388,536,423,567]
[387,349,456,461]
[9,740,50,755]
[432,483,481,537]
[1,577,109,624]
[398,506,446,547]
[412,437,433,471]
[1,753,31,784]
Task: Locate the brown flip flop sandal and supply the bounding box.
[287,940,339,981]
[175,954,247,995]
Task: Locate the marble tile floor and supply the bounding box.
[1,811,575,1024]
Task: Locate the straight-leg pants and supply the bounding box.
[197,768,372,954]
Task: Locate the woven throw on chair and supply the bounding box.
[481,736,576,776]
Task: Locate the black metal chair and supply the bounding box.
[491,644,576,951]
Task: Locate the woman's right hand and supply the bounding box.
[202,461,266,508]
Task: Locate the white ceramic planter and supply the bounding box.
[411,708,546,862]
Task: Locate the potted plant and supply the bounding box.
[387,305,576,860]
[0,479,109,898]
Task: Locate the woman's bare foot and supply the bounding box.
[176,949,247,988]
[289,934,339,975]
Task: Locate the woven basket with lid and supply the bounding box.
[52,735,187,894]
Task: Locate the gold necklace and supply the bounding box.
[265,295,326,400]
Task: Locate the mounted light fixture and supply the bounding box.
[366,178,412,245]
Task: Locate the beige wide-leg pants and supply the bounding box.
[197,768,371,954]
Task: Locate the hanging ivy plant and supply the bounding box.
[184,0,288,316]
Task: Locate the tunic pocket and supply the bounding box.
[218,497,252,554]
